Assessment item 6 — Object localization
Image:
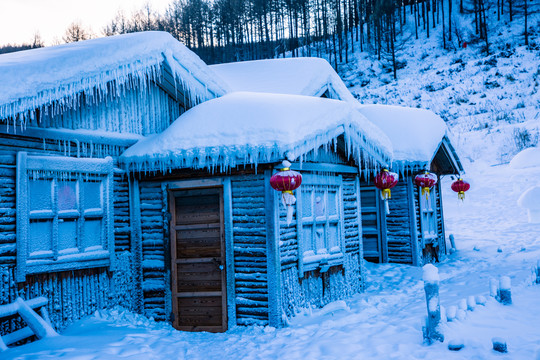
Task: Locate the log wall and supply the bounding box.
[231,175,269,326]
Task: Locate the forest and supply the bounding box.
[1,0,537,78]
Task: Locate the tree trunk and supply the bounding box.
[524,0,529,45]
[449,0,452,41]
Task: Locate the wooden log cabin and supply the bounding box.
[356,105,463,266]
[0,31,228,334]
[211,59,464,267]
[120,92,392,331]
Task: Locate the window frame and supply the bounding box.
[16,152,115,282]
[296,173,345,274]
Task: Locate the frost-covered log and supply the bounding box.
[422,264,444,343]
[446,305,457,321]
[499,276,512,305]
[14,298,58,339]
[448,339,465,351]
[467,296,476,311]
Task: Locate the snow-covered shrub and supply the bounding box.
[513,128,539,152]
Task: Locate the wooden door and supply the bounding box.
[169,187,227,332]
[360,184,386,263]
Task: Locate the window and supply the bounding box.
[419,185,438,246]
[16,152,115,282]
[296,174,345,273]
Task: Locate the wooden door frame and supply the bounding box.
[359,182,387,263]
[166,177,236,331]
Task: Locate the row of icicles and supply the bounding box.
[374,168,470,214]
[268,161,470,223]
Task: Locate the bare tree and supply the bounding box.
[63,22,92,43]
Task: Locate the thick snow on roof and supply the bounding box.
[0,31,228,123]
[121,92,392,173]
[509,147,540,169]
[210,58,357,102]
[356,104,448,170]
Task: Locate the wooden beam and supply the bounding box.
[407,176,420,266]
[265,169,282,328]
[223,177,236,329]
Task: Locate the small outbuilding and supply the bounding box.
[356,105,463,265]
[121,91,392,330]
[211,58,465,266]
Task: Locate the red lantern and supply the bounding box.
[374,169,399,200]
[270,160,302,224]
[415,171,437,198]
[374,168,398,215]
[451,178,470,201]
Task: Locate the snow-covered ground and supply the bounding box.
[4,162,540,359]
[4,11,540,360]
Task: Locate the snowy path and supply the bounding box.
[5,162,540,360]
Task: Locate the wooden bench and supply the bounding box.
[0,297,58,351]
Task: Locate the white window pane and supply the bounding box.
[315,224,325,253]
[303,225,313,252]
[83,181,102,210]
[57,181,78,211]
[29,180,52,211]
[328,223,339,250]
[83,219,102,250]
[328,190,338,216]
[58,219,78,252]
[314,191,325,217]
[29,220,52,254]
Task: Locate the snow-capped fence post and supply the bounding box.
[422,264,444,344]
[498,276,512,305]
[489,278,499,298]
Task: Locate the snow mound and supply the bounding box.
[0,31,229,124]
[121,92,392,173]
[509,147,540,169]
[518,185,540,223]
[356,104,448,171]
[210,57,357,102]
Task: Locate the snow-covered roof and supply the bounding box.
[210,58,357,102]
[356,104,450,171]
[0,31,229,124]
[120,92,392,173]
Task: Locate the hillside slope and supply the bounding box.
[341,12,540,166]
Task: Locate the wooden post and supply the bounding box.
[422,264,444,343]
[489,278,498,298]
[499,276,512,305]
[536,260,540,284]
[449,234,456,253]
